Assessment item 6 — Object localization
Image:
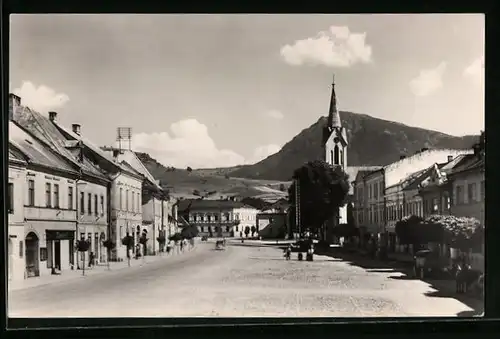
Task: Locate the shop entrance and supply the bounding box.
[25,232,40,278]
[54,240,61,270]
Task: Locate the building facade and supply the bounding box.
[233,206,259,237]
[178,200,247,238]
[8,146,27,282]
[10,121,81,278]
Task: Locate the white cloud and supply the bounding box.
[463,56,484,84]
[266,109,284,120]
[280,25,372,68]
[132,119,282,169]
[132,119,245,169]
[13,81,70,113]
[409,62,447,97]
[247,144,281,164]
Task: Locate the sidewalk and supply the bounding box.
[8,246,198,292]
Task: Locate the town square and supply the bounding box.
[8,14,484,319]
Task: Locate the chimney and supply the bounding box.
[72,124,81,135]
[9,93,21,121]
[399,155,406,160]
[49,111,57,123]
[112,149,120,158]
[421,147,429,153]
[473,144,480,156]
[447,155,454,162]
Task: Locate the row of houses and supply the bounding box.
[351,134,485,254]
[7,93,180,282]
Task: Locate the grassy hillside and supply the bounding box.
[227,111,478,181]
[135,152,289,202]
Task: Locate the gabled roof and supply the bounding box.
[403,163,446,191]
[11,106,108,181]
[352,166,384,182]
[449,154,484,176]
[9,122,78,174]
[177,199,254,212]
[9,143,27,165]
[110,149,162,190]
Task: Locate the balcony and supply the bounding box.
[24,206,77,222]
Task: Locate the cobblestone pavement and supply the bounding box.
[8,243,481,318]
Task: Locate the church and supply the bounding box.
[321,75,349,241]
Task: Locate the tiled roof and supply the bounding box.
[177,199,252,212]
[11,106,108,181]
[403,165,439,191]
[119,160,145,178]
[113,149,162,189]
[347,166,383,194]
[9,122,78,174]
[450,154,484,175]
[9,144,27,165]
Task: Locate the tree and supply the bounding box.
[244,226,250,237]
[423,215,481,250]
[102,239,116,270]
[157,235,166,253]
[187,166,193,173]
[251,226,256,237]
[76,239,91,275]
[395,215,424,246]
[181,225,199,240]
[121,234,134,267]
[288,160,350,236]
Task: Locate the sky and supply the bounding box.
[10,14,484,169]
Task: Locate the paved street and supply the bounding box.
[8,242,482,318]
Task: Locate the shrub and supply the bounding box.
[76,239,91,252]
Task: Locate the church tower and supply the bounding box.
[323,75,348,170]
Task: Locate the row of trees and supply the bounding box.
[395,214,483,252]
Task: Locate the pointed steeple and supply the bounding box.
[327,74,342,129]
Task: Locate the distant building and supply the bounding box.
[177,199,257,237]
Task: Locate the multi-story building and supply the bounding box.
[10,93,144,264]
[352,167,383,243]
[9,121,81,278]
[178,199,248,237]
[233,205,259,236]
[101,147,171,255]
[8,144,27,282]
[447,143,485,225]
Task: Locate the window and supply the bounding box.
[467,183,477,203]
[119,188,123,210]
[132,193,135,213]
[369,185,372,199]
[374,184,378,200]
[330,150,334,165]
[28,180,35,206]
[137,194,140,211]
[100,195,105,216]
[8,183,14,213]
[126,190,129,211]
[45,183,52,207]
[19,241,23,258]
[456,185,464,204]
[68,187,74,210]
[480,180,485,201]
[88,193,92,215]
[432,198,439,213]
[80,192,85,214]
[334,145,339,164]
[53,184,60,208]
[94,194,98,216]
[340,149,344,165]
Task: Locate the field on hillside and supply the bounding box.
[155,168,290,201]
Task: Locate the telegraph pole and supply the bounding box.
[295,178,301,239]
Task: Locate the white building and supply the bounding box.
[9,121,81,278]
[233,206,259,237]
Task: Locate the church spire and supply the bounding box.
[327,74,342,129]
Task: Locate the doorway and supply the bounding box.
[8,239,13,281]
[54,240,61,270]
[25,232,40,278]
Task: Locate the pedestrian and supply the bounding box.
[88,252,94,268]
[180,240,184,252]
[166,241,172,255]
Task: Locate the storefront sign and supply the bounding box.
[9,235,17,238]
[46,230,75,241]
